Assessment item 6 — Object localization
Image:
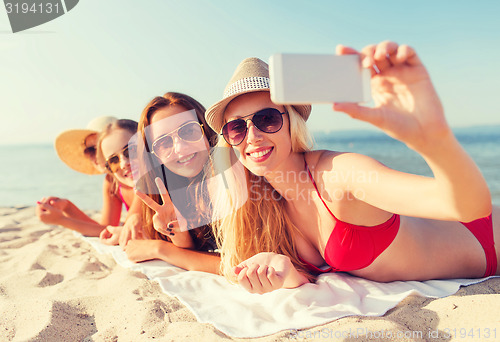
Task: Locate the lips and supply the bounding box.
[120,169,136,187]
[246,147,273,162]
[177,153,196,164]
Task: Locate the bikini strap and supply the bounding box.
[304,156,339,220]
[117,183,130,211]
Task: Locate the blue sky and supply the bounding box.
[1,0,499,145]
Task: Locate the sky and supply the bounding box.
[1,0,499,145]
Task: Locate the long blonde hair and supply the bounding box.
[209,105,316,281]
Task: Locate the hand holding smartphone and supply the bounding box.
[269,53,371,104]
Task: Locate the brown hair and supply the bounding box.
[138,92,216,250]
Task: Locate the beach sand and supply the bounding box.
[1,206,498,342]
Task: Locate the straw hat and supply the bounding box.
[55,116,118,175]
[205,57,311,133]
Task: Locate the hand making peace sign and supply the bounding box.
[135,177,194,249]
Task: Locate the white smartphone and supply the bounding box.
[269,53,371,104]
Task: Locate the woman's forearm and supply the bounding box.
[156,242,220,274]
[417,130,491,221]
[169,231,195,249]
[64,201,99,224]
[57,216,106,236]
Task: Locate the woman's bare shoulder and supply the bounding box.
[306,150,376,172]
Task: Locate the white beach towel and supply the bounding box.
[83,236,496,338]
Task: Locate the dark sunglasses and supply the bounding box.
[83,145,96,159]
[151,121,205,159]
[221,108,285,146]
[105,144,136,173]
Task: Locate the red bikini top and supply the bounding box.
[301,161,400,273]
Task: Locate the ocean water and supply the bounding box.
[0,144,103,210]
[1,125,499,210]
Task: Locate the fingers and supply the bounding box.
[38,197,50,204]
[155,177,174,207]
[123,242,136,262]
[236,267,263,293]
[100,226,121,245]
[99,227,110,239]
[38,197,64,208]
[153,218,181,238]
[35,202,46,217]
[123,242,140,263]
[119,226,131,249]
[335,44,359,56]
[395,44,421,66]
[332,102,383,128]
[152,213,169,235]
[124,240,158,263]
[139,178,174,212]
[35,202,63,224]
[361,43,397,75]
[99,227,114,245]
[166,220,182,235]
[235,264,282,294]
[43,196,59,205]
[373,41,398,72]
[135,190,160,212]
[234,265,244,275]
[36,201,55,212]
[36,201,46,212]
[361,41,420,75]
[360,44,378,74]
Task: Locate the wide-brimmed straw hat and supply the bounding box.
[205,57,311,133]
[55,116,118,175]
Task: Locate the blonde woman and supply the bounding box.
[205,41,498,294]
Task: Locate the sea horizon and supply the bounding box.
[1,124,499,210]
[2,123,499,147]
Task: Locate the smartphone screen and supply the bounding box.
[269,53,371,104]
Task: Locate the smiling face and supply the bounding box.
[101,129,135,187]
[149,105,210,179]
[224,91,292,177]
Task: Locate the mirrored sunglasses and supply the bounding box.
[151,121,205,159]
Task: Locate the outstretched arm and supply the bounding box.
[40,197,99,224]
[36,201,105,236]
[37,177,127,236]
[330,41,491,222]
[124,239,220,274]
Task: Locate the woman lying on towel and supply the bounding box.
[118,92,220,273]
[36,117,140,236]
[205,41,499,294]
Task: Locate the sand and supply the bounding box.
[0,206,498,342]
